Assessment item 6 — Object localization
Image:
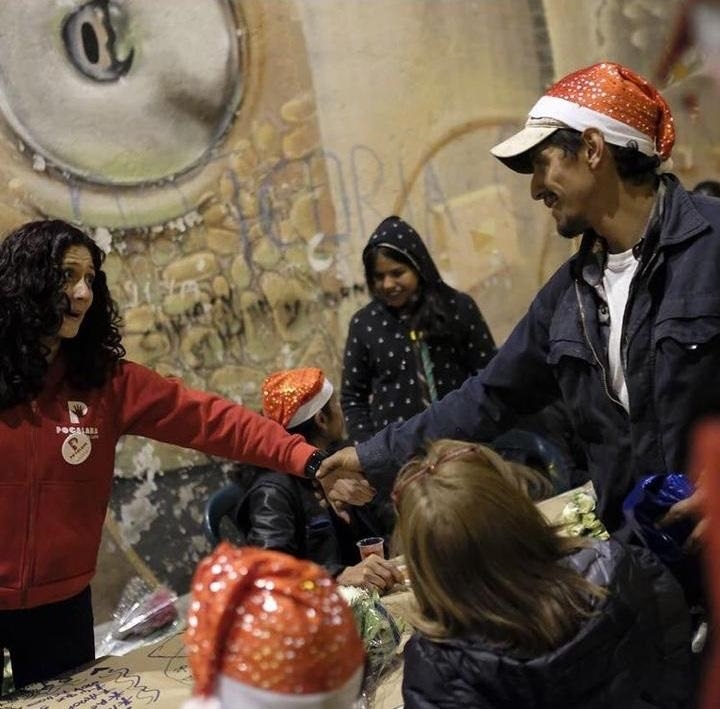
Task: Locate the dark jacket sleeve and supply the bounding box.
[341,314,375,443]
[456,292,496,373]
[357,273,567,481]
[242,482,302,555]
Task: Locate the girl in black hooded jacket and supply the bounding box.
[341,216,495,444]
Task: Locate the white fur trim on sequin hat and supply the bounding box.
[288,377,333,429]
[490,96,657,173]
[490,62,675,173]
[200,667,363,709]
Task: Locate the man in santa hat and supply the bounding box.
[320,62,720,588]
[183,544,366,708]
[231,367,402,594]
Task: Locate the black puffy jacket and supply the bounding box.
[402,541,692,708]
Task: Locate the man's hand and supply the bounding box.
[317,446,374,522]
[658,485,707,553]
[336,556,403,594]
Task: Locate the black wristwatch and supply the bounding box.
[303,449,328,480]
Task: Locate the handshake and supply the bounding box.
[314,446,375,521]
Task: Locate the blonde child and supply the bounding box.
[393,440,692,708]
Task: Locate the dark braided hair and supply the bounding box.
[0,220,125,409]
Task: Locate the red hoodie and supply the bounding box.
[0,358,316,610]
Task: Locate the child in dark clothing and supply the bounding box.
[234,368,402,594]
[394,440,693,709]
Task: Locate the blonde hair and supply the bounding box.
[392,440,604,657]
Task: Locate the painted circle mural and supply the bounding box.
[0,0,249,227]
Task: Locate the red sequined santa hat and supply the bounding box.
[491,62,675,173]
[183,543,365,708]
[262,367,334,429]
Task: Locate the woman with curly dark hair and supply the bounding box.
[0,221,125,408]
[0,220,370,692]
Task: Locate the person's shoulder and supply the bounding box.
[544,256,576,288]
[449,291,491,328]
[244,470,309,511]
[527,257,575,314]
[405,632,460,673]
[115,359,161,376]
[405,631,510,698]
[564,538,674,601]
[407,631,493,665]
[668,177,720,233]
[348,300,382,325]
[109,359,151,384]
[356,299,386,317]
[687,189,720,226]
[564,539,626,585]
[451,289,480,310]
[111,359,185,389]
[249,468,302,493]
[347,300,394,337]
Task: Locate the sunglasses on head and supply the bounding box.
[390,443,484,510]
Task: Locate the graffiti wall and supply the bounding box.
[0,0,716,604]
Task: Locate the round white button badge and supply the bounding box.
[61,432,92,465]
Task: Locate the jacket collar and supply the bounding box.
[571,175,710,283]
[655,173,710,246]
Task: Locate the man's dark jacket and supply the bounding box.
[402,541,692,708]
[359,176,720,532]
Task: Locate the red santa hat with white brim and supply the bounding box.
[262,367,334,430]
[183,544,365,709]
[490,62,675,173]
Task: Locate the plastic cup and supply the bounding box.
[357,536,385,560]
